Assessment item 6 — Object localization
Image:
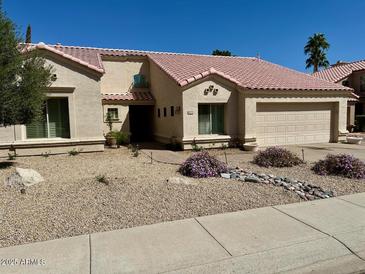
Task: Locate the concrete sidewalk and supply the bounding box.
[1,193,365,274]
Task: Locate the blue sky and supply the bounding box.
[4,0,364,72]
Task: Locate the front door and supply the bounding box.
[129,105,154,142]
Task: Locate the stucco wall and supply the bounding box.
[347,71,365,95]
[239,89,349,144]
[182,77,238,139]
[150,61,183,143]
[0,126,16,143]
[0,51,104,155]
[100,57,150,93]
[102,104,130,134]
[45,54,104,141]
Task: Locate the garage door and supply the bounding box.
[256,103,333,146]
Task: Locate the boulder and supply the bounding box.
[5,168,44,187]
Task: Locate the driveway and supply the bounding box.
[283,142,365,162]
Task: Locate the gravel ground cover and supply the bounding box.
[203,149,365,196]
[0,147,363,248]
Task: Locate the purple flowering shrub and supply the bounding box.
[312,154,365,179]
[179,151,228,178]
[253,147,303,168]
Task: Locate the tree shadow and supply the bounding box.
[0,161,14,169]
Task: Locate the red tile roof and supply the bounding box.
[148,54,351,91]
[23,43,351,92]
[313,60,365,83]
[102,92,154,102]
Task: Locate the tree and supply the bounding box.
[304,33,330,73]
[212,49,232,56]
[0,1,53,127]
[25,24,31,43]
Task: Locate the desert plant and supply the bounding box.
[68,148,81,156]
[191,138,203,152]
[179,151,228,178]
[96,175,109,185]
[133,146,139,157]
[106,112,113,131]
[312,154,365,179]
[109,131,129,146]
[253,147,304,168]
[129,144,139,157]
[7,153,16,160]
[41,151,50,158]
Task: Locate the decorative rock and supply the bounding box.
[239,176,246,181]
[5,168,44,188]
[225,168,334,201]
[230,173,240,179]
[245,176,261,183]
[220,173,231,179]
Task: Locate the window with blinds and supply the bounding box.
[198,104,224,135]
[26,98,70,139]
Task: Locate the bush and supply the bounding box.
[68,148,82,156]
[179,151,228,178]
[253,147,303,167]
[109,131,129,146]
[96,174,109,185]
[312,154,365,179]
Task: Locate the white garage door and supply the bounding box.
[256,103,333,146]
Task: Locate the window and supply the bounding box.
[157,108,161,118]
[26,98,70,139]
[170,106,175,117]
[133,74,147,88]
[360,76,365,92]
[163,107,167,117]
[107,108,119,120]
[198,104,224,135]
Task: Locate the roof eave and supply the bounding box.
[21,43,105,74]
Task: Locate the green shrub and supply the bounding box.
[110,131,129,146]
[68,148,81,156]
[96,175,109,185]
[128,144,139,157]
[7,153,16,160]
[191,138,203,151]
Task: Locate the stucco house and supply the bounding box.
[313,60,365,127]
[0,43,356,155]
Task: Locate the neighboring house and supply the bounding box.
[0,43,355,155]
[313,60,365,127]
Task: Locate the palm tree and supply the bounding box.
[304,33,330,73]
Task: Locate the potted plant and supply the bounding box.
[105,132,117,148]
